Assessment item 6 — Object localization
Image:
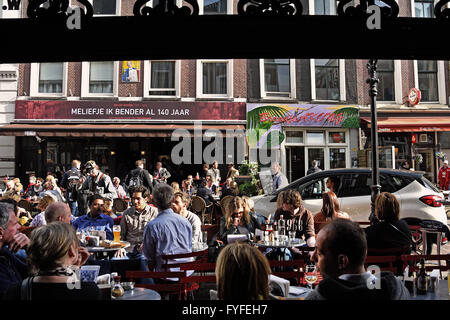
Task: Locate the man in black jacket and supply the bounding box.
[305,219,410,300]
[125,160,154,195]
[60,159,82,216]
[307,160,322,175]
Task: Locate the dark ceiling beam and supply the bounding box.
[1,15,449,63]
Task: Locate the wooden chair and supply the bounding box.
[401,254,450,278]
[408,225,423,254]
[18,226,37,238]
[365,255,399,274]
[269,259,307,286]
[125,270,189,300]
[161,249,209,270]
[113,198,128,213]
[201,224,219,244]
[219,195,233,212]
[366,246,410,275]
[190,196,213,224]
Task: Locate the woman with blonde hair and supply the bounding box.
[241,196,266,226]
[3,222,100,300]
[218,196,259,243]
[45,175,63,198]
[30,195,57,227]
[313,191,350,232]
[215,241,271,300]
[170,181,181,194]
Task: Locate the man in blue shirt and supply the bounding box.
[142,184,192,272]
[72,194,114,240]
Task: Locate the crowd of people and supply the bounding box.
[0,156,420,301]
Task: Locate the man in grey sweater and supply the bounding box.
[305,219,410,300]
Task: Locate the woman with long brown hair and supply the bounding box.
[218,196,260,243]
[313,191,349,232]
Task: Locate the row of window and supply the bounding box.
[30,59,444,103]
[56,0,438,17]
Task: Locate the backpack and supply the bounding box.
[66,169,81,202]
[128,171,143,188]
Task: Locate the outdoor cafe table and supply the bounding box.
[113,287,161,300]
[410,279,450,300]
[253,238,306,260]
[87,241,131,260]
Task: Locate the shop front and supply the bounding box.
[0,100,246,183]
[246,104,360,183]
[360,112,450,184]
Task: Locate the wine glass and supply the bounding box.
[305,264,318,289]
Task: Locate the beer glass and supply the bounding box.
[113,225,121,242]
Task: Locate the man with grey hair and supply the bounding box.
[142,184,192,272]
[153,161,171,184]
[271,162,288,191]
[0,202,30,295]
[45,202,73,224]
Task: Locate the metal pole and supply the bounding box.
[367,59,381,224]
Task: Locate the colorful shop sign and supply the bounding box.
[246,104,359,148]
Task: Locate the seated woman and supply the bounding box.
[218,196,260,243]
[30,195,57,227]
[241,196,266,226]
[273,189,315,247]
[364,192,412,253]
[313,191,350,233]
[215,241,271,300]
[3,222,100,300]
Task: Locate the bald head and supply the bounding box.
[45,202,71,224]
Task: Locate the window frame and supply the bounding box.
[413,0,435,17]
[88,0,121,16]
[30,62,68,97]
[196,59,233,99]
[259,59,296,100]
[198,0,233,15]
[81,61,119,98]
[143,60,180,99]
[310,58,346,102]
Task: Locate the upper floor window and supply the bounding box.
[144,60,179,97]
[315,59,340,100]
[30,62,66,97]
[315,0,337,15]
[39,63,63,94]
[262,59,293,98]
[197,60,232,98]
[415,0,434,17]
[197,0,231,14]
[377,60,395,101]
[418,60,438,102]
[90,61,113,94]
[90,0,120,15]
[81,61,118,97]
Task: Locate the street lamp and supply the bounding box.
[367,59,381,224]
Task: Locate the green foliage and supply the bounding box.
[246,105,289,130]
[239,181,259,197]
[239,161,259,176]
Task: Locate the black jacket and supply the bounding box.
[365,219,412,252]
[125,167,153,194]
[305,271,410,300]
[196,186,216,206]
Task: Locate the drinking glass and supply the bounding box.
[288,230,296,243]
[273,230,279,243]
[113,225,121,242]
[202,231,208,245]
[305,264,318,289]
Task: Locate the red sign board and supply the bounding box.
[15,100,246,121]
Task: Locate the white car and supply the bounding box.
[252,168,449,234]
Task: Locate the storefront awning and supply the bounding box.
[361,117,450,132]
[0,123,246,138]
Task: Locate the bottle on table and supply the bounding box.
[111,276,125,298]
[278,215,286,236]
[416,258,428,295]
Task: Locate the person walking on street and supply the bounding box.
[307,160,322,175]
[78,160,117,201]
[271,162,288,191]
[60,160,82,216]
[438,160,449,190]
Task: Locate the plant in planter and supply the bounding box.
[237,161,260,196]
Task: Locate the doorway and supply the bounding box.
[286,146,305,183]
[414,148,435,183]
